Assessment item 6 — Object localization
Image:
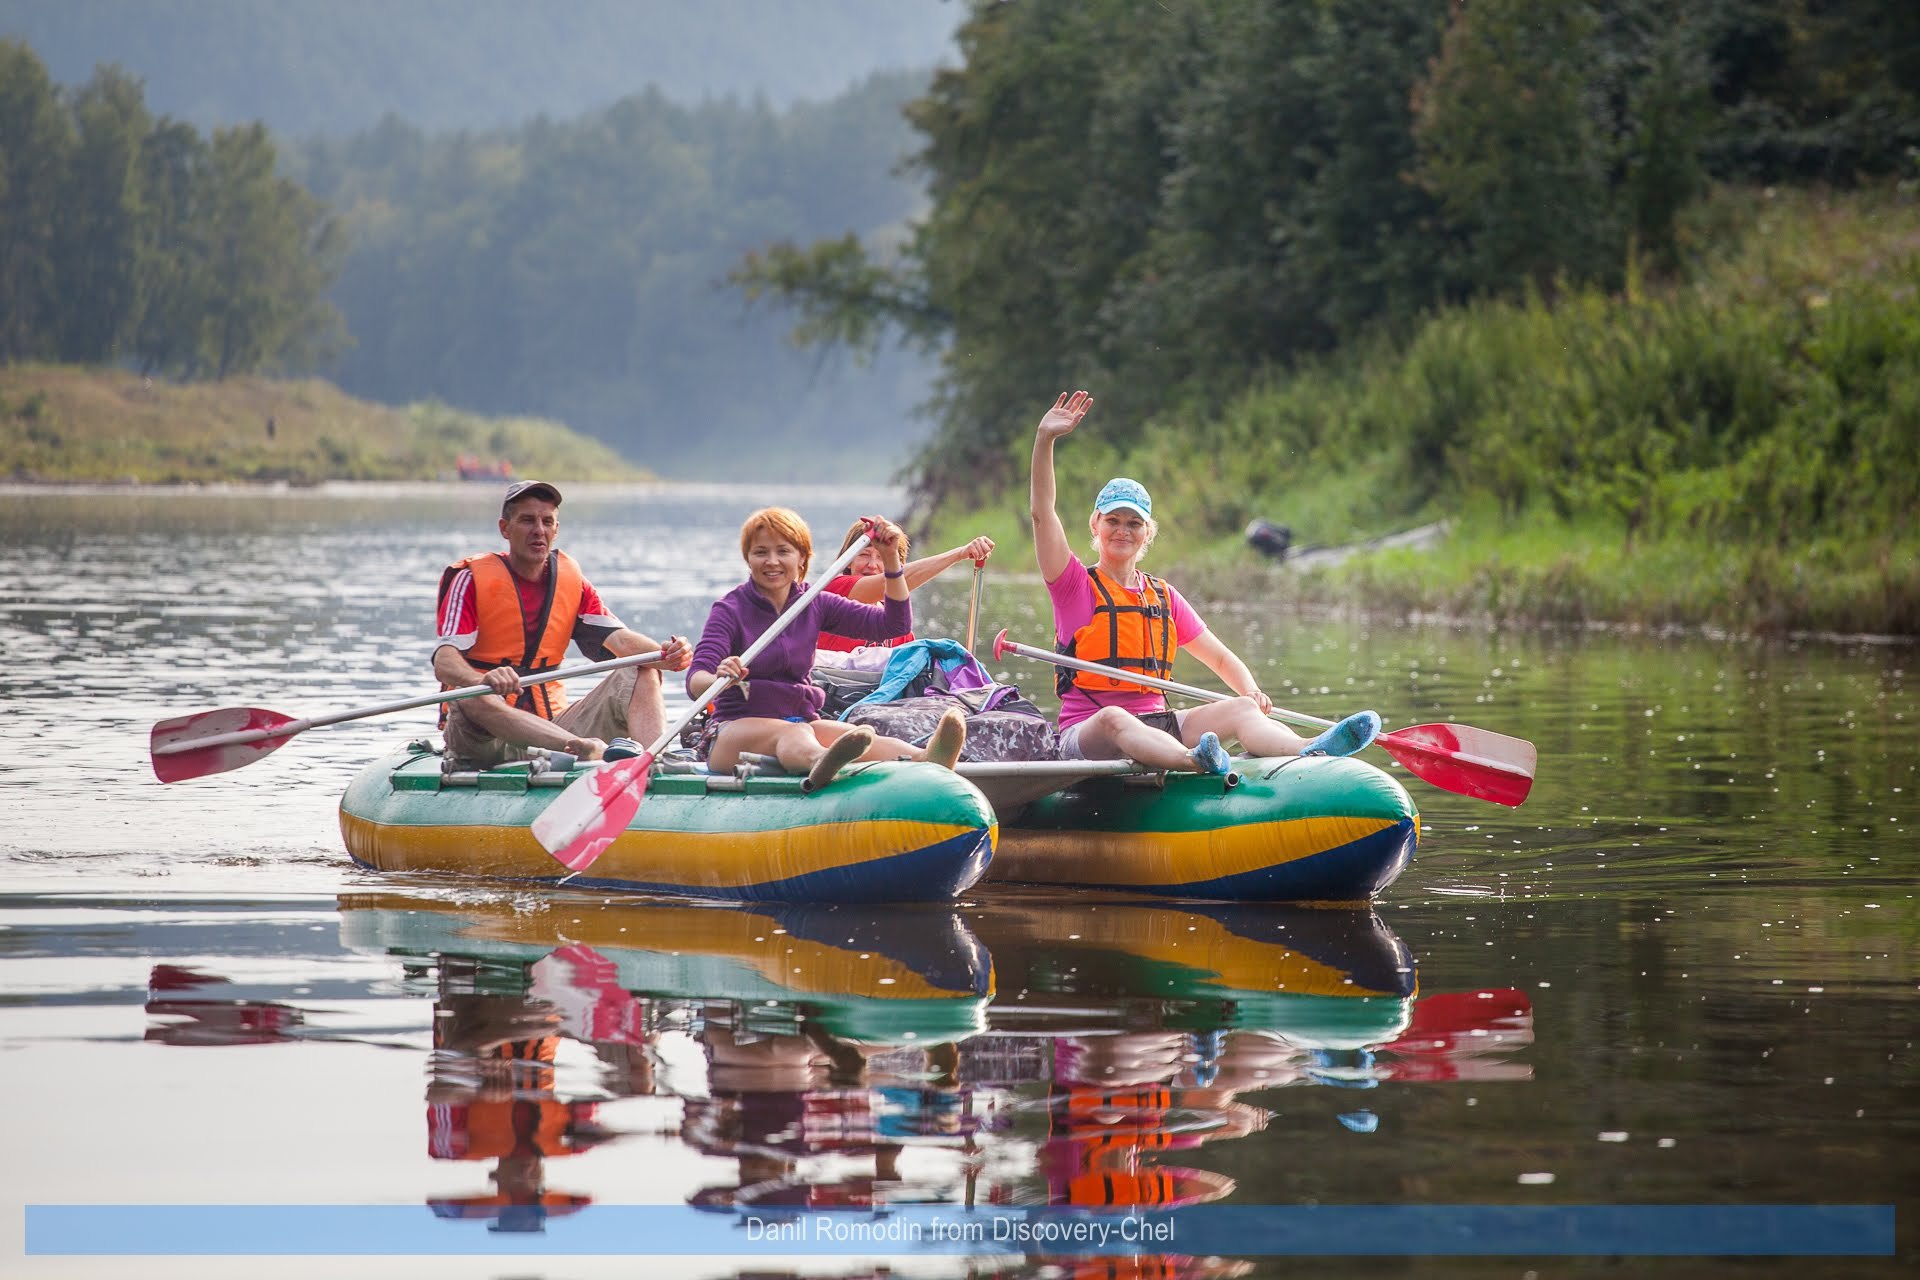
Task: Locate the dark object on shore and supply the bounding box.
[1246,518,1292,560]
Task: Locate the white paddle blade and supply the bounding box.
[531,755,654,871]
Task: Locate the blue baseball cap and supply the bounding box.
[1094,477,1152,519]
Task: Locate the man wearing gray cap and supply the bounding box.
[432,480,691,768]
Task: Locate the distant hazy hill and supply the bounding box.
[0,0,960,137]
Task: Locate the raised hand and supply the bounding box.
[864,516,906,553]
[1036,390,1093,440]
[961,535,996,563]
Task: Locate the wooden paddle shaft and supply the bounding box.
[964,558,985,654]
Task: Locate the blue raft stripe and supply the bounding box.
[1124,817,1417,901]
[558,824,995,905]
[765,903,994,996]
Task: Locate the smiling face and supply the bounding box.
[1090,506,1155,568]
[848,545,884,577]
[499,499,559,575]
[746,532,806,596]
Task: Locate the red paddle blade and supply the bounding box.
[150,708,299,783]
[1377,722,1537,807]
[1379,988,1536,1082]
[532,753,655,872]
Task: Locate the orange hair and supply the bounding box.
[739,506,814,580]
[836,517,909,560]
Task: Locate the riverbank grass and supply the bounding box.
[0,364,647,484]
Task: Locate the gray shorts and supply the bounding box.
[1056,708,1186,760]
[442,666,637,769]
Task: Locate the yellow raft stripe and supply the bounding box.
[983,901,1390,997]
[340,892,974,1001]
[979,903,1394,999]
[991,813,1401,887]
[341,812,989,890]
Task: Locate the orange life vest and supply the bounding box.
[1062,1169,1179,1207]
[439,550,583,719]
[1057,565,1178,697]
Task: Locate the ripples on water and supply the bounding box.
[1,486,1914,1277]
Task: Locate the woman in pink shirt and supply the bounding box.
[1029,390,1380,774]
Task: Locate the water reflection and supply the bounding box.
[128,892,1538,1268]
[144,963,306,1046]
[335,892,992,1236]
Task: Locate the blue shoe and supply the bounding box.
[1302,710,1380,757]
[602,737,644,761]
[1189,731,1232,776]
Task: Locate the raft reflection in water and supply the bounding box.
[141,891,1534,1264]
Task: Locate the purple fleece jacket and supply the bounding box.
[690,580,911,724]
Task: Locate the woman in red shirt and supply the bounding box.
[816,520,997,652]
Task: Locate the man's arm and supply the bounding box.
[433,642,520,696]
[601,627,692,670]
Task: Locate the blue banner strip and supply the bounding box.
[25,1204,1895,1257]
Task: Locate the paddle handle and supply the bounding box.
[153,650,665,755]
[991,628,1335,732]
[649,524,884,757]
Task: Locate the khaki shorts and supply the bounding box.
[442,666,637,769]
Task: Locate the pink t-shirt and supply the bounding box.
[1045,555,1205,730]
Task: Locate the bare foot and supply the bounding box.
[568,736,609,760]
[923,708,967,769]
[804,726,875,792]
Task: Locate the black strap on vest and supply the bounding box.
[1055,566,1173,696]
[514,551,561,714]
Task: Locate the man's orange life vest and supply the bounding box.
[439,550,583,719]
[1057,565,1178,697]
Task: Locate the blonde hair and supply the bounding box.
[836,517,910,561]
[739,506,814,580]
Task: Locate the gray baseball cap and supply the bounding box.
[502,480,563,514]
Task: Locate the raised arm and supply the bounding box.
[1030,390,1093,583]
[840,535,996,602]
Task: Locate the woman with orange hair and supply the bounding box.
[687,507,965,791]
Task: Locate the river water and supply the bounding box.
[1,484,1913,1278]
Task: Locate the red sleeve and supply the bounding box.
[436,568,479,649]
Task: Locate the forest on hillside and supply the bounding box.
[738,0,1920,544]
[0,0,959,136]
[0,37,941,480]
[290,72,938,478]
[0,44,341,378]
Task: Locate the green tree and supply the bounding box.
[129,119,210,376]
[0,39,72,361]
[54,64,153,362]
[1411,0,1616,297]
[196,123,345,377]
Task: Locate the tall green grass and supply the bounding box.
[931,185,1920,635]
